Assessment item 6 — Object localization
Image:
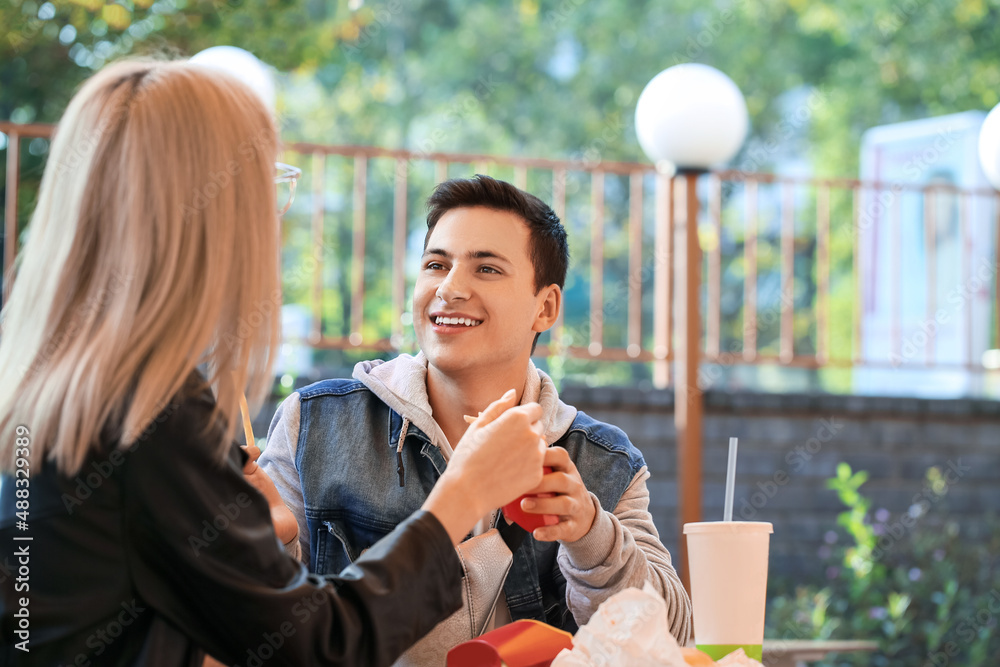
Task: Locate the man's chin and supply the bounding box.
[423,351,478,376]
[418,339,488,374]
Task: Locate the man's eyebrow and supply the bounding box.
[422,248,513,264]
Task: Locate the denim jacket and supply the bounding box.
[292,386,644,631]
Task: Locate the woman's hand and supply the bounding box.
[242,444,299,546]
[422,389,547,544]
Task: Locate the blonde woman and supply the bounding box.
[0,60,547,666]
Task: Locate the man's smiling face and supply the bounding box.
[413,206,556,377]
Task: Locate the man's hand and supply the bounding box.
[242,444,299,546]
[423,388,547,545]
[520,446,597,544]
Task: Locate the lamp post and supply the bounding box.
[635,64,748,589]
[977,103,1000,368]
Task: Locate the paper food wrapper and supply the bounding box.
[550,584,766,667]
[551,583,686,667]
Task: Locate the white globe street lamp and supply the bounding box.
[635,64,748,563]
[978,101,1000,190]
[635,63,749,173]
[190,46,277,112]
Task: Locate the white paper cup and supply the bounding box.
[683,521,773,662]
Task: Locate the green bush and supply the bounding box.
[765,463,1000,666]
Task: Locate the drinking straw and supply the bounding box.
[231,371,256,447]
[723,437,738,522]
[238,391,256,447]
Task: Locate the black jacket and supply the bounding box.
[0,378,463,666]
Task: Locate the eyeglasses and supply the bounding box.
[275,162,302,215]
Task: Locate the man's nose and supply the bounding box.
[435,267,471,301]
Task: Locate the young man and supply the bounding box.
[259,175,691,664]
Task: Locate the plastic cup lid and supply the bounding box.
[683,521,773,534]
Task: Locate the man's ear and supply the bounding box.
[532,284,562,333]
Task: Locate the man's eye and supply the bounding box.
[479,266,500,274]
[425,262,445,270]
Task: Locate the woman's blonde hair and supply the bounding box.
[0,60,281,475]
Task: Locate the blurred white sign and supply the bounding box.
[855,111,996,397]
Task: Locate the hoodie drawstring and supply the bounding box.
[396,417,410,487]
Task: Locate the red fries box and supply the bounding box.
[502,467,556,532]
[446,619,574,667]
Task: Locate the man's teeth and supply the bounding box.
[434,316,482,327]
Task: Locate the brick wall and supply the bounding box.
[559,386,1000,583]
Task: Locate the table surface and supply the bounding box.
[762,639,880,667]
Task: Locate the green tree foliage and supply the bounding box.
[3,0,997,386]
[7,0,998,168]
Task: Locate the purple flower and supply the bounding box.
[824,530,838,545]
[873,524,885,536]
[869,607,888,620]
[909,567,922,581]
[933,549,945,561]
[875,508,891,523]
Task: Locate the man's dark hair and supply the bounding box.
[425,174,569,292]
[424,174,569,353]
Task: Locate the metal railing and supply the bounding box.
[271,143,1000,380]
[4,122,999,378]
